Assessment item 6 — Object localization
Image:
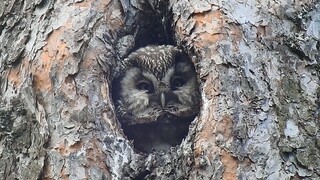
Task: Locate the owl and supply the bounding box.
[112,45,200,152]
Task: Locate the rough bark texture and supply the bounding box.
[0,0,319,179]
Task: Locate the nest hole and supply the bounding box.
[111,1,201,153]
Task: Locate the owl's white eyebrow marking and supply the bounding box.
[163,67,174,84]
[142,71,157,83]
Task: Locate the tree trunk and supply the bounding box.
[0,0,319,179]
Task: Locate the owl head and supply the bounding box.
[113,45,200,126]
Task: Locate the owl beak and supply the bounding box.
[160,92,166,108]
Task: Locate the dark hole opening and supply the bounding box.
[111,1,201,153]
[121,117,195,153]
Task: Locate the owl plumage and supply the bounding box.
[114,45,200,125]
[112,45,200,152]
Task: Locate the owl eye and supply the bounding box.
[171,76,186,90]
[136,80,154,93]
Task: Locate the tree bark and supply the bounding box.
[0,0,319,179]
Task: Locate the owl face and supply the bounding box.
[114,45,200,125]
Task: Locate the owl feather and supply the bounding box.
[113,45,200,126]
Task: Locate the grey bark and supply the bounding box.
[0,0,319,179]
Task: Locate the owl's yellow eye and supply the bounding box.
[171,76,185,90]
[136,80,154,93]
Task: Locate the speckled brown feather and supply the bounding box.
[122,45,181,79]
